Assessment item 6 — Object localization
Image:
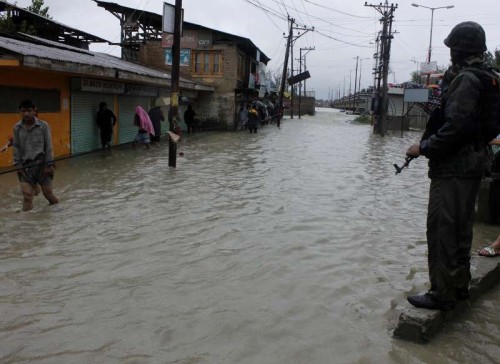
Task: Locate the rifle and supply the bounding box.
[393,156,415,175]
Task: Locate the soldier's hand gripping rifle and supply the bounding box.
[393,156,415,175]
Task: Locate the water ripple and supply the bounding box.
[0,108,498,363]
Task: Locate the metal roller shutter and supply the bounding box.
[71,93,114,154]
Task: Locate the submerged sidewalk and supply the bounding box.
[392,256,500,343]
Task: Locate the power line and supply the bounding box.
[303,0,373,19]
[255,0,285,32]
[240,0,288,22]
[315,29,373,48]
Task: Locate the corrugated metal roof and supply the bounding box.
[0,0,109,44]
[19,32,95,55]
[0,35,213,91]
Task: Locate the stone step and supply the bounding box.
[392,255,500,343]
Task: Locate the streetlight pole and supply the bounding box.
[349,69,353,111]
[411,3,454,85]
[343,75,350,110]
[353,57,359,112]
[357,57,369,113]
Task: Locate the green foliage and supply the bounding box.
[485,51,494,66]
[19,20,36,34]
[0,13,15,33]
[410,71,420,83]
[0,0,51,35]
[26,0,51,18]
[354,115,371,124]
[410,66,447,85]
[494,49,500,68]
[483,50,500,68]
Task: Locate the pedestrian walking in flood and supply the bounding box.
[276,101,284,128]
[96,102,117,150]
[148,100,165,145]
[184,104,197,134]
[239,103,248,130]
[405,21,500,311]
[12,99,59,211]
[247,103,260,133]
[133,106,155,149]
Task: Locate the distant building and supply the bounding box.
[95,0,271,130]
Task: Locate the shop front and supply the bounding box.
[70,78,165,153]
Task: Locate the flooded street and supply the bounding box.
[1,108,499,363]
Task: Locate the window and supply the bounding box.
[0,87,60,113]
[192,50,223,76]
[237,54,244,78]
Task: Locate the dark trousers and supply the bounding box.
[100,132,112,148]
[427,177,481,301]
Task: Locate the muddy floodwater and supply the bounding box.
[1,108,499,363]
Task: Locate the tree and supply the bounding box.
[266,68,282,93]
[26,0,51,19]
[485,49,500,68]
[410,66,447,85]
[0,0,51,35]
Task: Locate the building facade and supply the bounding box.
[95,1,271,130]
[0,1,213,168]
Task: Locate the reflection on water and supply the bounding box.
[0,108,499,363]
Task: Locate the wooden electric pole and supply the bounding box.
[169,0,182,167]
[278,16,294,128]
[365,1,397,136]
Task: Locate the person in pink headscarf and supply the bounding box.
[133,105,155,149]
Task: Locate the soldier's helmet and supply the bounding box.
[444,21,487,53]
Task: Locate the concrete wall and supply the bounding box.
[0,68,71,167]
[287,96,315,116]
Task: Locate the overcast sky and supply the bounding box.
[11,0,500,100]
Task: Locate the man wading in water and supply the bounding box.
[12,99,59,211]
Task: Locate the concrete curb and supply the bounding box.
[393,255,500,343]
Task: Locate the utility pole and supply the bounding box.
[371,32,381,126]
[349,69,352,111]
[365,1,397,136]
[279,16,294,128]
[358,58,369,92]
[289,23,314,119]
[352,56,359,112]
[168,0,182,167]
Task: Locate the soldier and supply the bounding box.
[406,22,500,310]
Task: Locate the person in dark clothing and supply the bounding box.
[247,104,260,133]
[405,22,500,310]
[184,104,196,134]
[148,103,165,144]
[276,101,284,128]
[96,102,117,150]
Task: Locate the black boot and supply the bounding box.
[407,292,456,311]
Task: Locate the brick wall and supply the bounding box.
[140,41,192,78]
[187,44,239,130]
[138,42,242,129]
